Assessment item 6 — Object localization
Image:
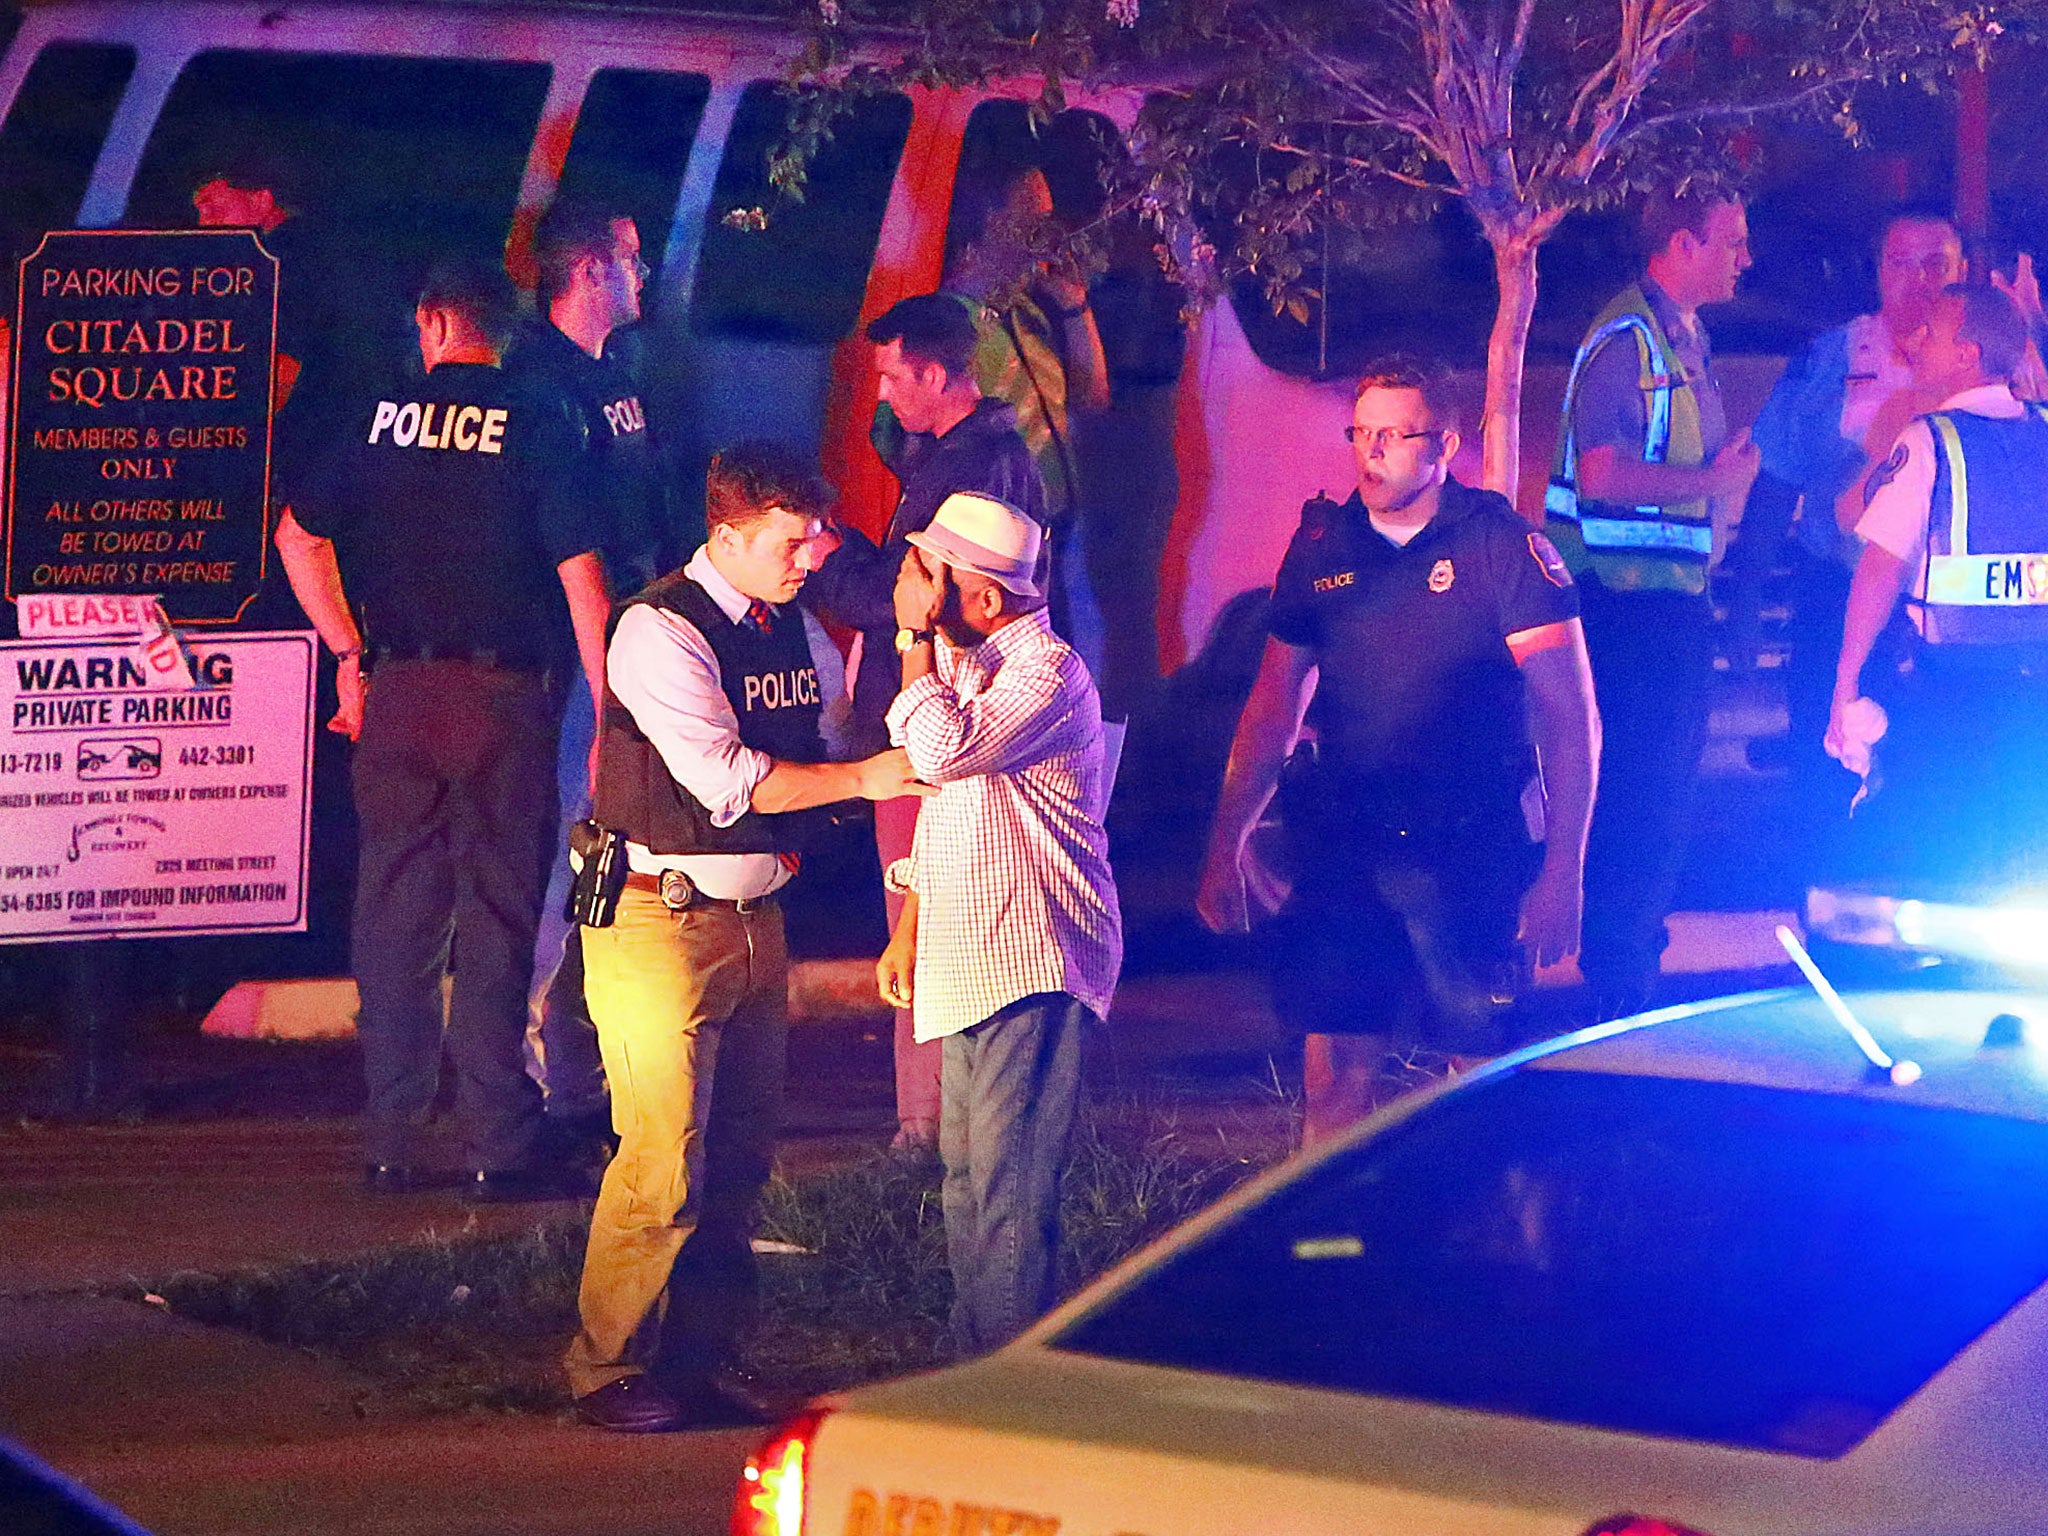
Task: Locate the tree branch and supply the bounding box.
[1548,0,1717,185]
[1268,138,1449,192]
[1616,68,1867,142]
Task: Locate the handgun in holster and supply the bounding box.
[565,820,630,928]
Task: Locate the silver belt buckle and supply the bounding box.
[657,869,697,912]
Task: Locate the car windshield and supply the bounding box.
[1052,1071,2048,1456]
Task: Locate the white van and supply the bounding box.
[0,0,1830,707]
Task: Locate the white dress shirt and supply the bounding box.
[1839,312,1917,449]
[606,546,850,899]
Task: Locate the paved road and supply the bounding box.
[0,1120,766,1536]
[3,1292,766,1536]
[4,1292,757,1535]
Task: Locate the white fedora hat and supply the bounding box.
[907,492,1043,598]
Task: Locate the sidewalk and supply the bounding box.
[0,1110,769,1536]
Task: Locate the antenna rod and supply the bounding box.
[1777,925,1922,1086]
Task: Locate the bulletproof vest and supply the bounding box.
[1920,407,2048,647]
[593,572,834,854]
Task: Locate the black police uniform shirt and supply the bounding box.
[287,361,599,670]
[1269,477,1580,817]
[509,320,674,595]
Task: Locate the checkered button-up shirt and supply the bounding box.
[886,609,1122,1041]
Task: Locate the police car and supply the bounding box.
[734,987,2048,1536]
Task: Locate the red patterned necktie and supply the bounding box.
[751,597,795,876]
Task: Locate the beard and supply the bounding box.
[934,575,980,648]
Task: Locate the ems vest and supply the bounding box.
[1918,405,2048,647]
[592,574,834,855]
[1546,283,1711,594]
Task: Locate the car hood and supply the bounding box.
[805,1318,2048,1536]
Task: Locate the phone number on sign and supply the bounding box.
[178,744,255,767]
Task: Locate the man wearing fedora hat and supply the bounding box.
[877,491,1122,1353]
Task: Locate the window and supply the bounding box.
[553,68,711,296]
[1055,1072,2048,1457]
[692,81,910,343]
[0,43,136,273]
[126,49,550,320]
[950,98,1184,389]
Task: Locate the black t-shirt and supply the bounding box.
[1269,478,1580,808]
[288,361,597,668]
[508,320,675,595]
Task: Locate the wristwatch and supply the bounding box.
[895,627,934,654]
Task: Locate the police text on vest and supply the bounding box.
[602,397,646,436]
[743,668,820,712]
[367,401,508,454]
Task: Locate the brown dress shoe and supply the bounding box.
[574,1375,686,1433]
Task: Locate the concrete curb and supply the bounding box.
[202,958,894,1041]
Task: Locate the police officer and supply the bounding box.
[1827,283,2048,890]
[1196,361,1599,1144]
[274,259,611,1197]
[566,445,924,1433]
[1546,187,1760,1019]
[1726,212,1963,877]
[514,198,681,1158]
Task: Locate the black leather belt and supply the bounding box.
[624,870,778,914]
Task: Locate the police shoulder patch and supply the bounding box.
[1527,531,1573,588]
[1864,441,1909,508]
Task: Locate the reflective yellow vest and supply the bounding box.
[1546,283,1711,595]
[1918,404,2048,646]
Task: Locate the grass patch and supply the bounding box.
[129,1096,1290,1418]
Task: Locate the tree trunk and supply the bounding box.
[1481,232,1541,511]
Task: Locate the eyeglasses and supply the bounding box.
[1344,426,1437,449]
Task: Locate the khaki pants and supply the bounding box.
[563,885,788,1398]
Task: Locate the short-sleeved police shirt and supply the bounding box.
[289,361,597,669]
[510,321,675,595]
[1269,478,1579,805]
